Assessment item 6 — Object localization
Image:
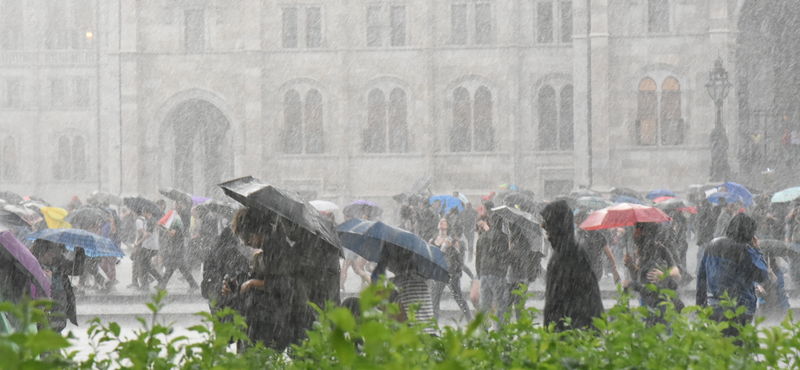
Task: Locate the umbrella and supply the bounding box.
[159,188,193,206]
[654,198,697,214]
[455,193,469,205]
[2,204,43,227]
[429,195,464,214]
[575,196,614,210]
[198,200,238,219]
[491,206,541,234]
[124,196,163,218]
[219,176,341,252]
[343,200,384,219]
[498,183,519,191]
[192,196,211,205]
[570,189,602,199]
[707,192,744,205]
[579,203,672,231]
[646,189,677,200]
[0,231,50,298]
[718,182,754,207]
[0,191,23,204]
[26,228,124,258]
[610,187,643,200]
[758,239,799,259]
[772,187,800,204]
[502,192,539,213]
[652,196,676,203]
[87,191,122,206]
[612,195,643,205]
[41,207,71,229]
[65,207,109,230]
[23,196,50,207]
[0,210,32,230]
[336,218,449,283]
[310,200,339,213]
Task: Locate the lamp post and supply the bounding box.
[706,57,732,182]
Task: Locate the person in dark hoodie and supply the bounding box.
[697,213,768,338]
[202,227,251,313]
[540,200,603,332]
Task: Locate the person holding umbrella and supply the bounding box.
[30,239,85,332]
[429,217,473,321]
[574,210,621,284]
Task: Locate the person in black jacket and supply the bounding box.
[694,199,719,273]
[540,200,603,332]
[475,212,510,326]
[202,227,251,313]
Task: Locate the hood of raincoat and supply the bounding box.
[726,212,757,244]
[540,200,577,254]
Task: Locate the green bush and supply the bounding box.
[1,284,799,369]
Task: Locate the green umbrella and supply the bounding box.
[771,187,800,203]
[575,196,614,211]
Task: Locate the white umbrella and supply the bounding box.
[310,200,340,213]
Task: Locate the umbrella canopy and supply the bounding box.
[502,192,539,213]
[570,189,602,199]
[759,239,799,259]
[26,228,124,258]
[310,200,339,213]
[646,189,677,200]
[579,203,672,231]
[124,196,163,218]
[498,183,518,191]
[219,176,341,252]
[575,196,614,211]
[654,198,697,214]
[159,188,194,206]
[612,195,644,205]
[455,193,469,205]
[197,200,238,219]
[707,192,744,205]
[343,200,383,219]
[772,187,800,204]
[610,187,643,201]
[192,196,211,205]
[718,182,754,207]
[429,195,464,214]
[0,210,31,230]
[41,207,71,229]
[491,206,541,234]
[653,196,677,203]
[0,191,23,204]
[0,231,50,298]
[87,191,122,206]
[65,207,109,230]
[336,218,449,283]
[2,204,43,227]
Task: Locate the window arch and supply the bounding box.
[54,135,71,180]
[2,136,16,180]
[559,85,574,150]
[73,136,86,180]
[388,88,408,153]
[364,89,387,153]
[281,88,325,154]
[450,85,494,152]
[538,86,557,150]
[636,76,683,146]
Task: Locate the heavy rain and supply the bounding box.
[2,0,800,368]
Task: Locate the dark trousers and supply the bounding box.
[430,276,473,321]
[133,248,161,288]
[159,257,198,290]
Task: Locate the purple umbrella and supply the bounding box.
[0,231,50,298]
[192,196,211,205]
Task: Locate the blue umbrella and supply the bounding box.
[336,219,449,283]
[26,228,124,258]
[707,192,744,205]
[646,189,677,200]
[719,182,754,207]
[613,195,644,205]
[429,195,463,214]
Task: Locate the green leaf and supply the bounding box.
[327,308,356,332]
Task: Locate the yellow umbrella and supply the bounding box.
[40,207,71,229]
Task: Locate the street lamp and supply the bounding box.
[706,57,732,182]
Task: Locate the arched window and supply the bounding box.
[282,90,303,154]
[559,85,574,150]
[72,136,86,180]
[660,77,683,145]
[364,89,387,153]
[305,89,324,153]
[2,136,16,179]
[636,78,658,145]
[474,86,494,151]
[54,135,71,180]
[388,88,408,153]
[450,87,472,152]
[538,86,557,150]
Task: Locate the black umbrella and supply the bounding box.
[87,191,122,206]
[124,197,163,218]
[0,191,23,204]
[159,188,193,206]
[198,200,238,219]
[491,205,541,235]
[610,187,643,201]
[219,176,341,252]
[570,189,602,199]
[501,192,539,214]
[758,239,799,259]
[0,210,29,230]
[65,208,109,230]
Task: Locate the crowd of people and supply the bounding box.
[0,182,792,350]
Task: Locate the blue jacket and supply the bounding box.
[696,236,768,314]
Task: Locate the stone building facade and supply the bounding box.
[0,0,770,207]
